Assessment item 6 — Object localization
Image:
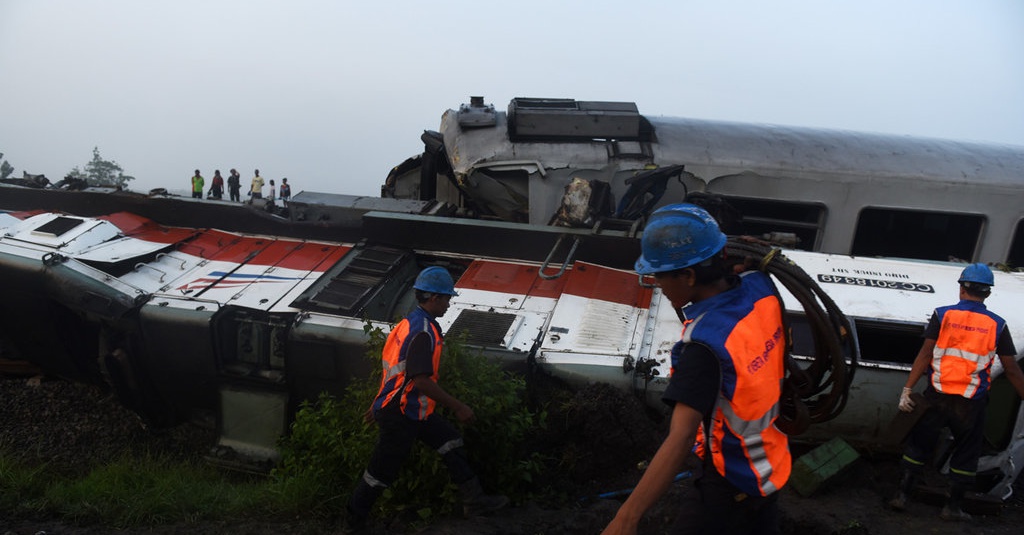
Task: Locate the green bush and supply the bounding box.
[272,321,546,522]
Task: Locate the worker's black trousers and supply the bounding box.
[669,463,780,535]
[368,401,475,484]
[348,403,476,518]
[901,386,987,484]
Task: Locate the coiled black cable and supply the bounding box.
[725,237,860,435]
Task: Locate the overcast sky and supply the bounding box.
[2,0,1022,197]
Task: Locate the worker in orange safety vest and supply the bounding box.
[344,266,507,532]
[890,263,1024,521]
[602,203,791,535]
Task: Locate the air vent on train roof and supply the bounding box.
[506,97,649,142]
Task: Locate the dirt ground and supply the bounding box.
[1,374,1022,535]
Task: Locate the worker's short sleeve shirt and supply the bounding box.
[661,342,721,417]
[404,332,435,379]
[923,312,940,340]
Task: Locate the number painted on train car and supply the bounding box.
[817,274,935,293]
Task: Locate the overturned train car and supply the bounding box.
[0,206,1022,499]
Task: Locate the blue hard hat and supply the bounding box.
[958,263,994,286]
[635,203,728,275]
[413,266,459,296]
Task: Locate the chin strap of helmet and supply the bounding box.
[726,237,859,436]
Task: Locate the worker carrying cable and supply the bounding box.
[602,203,791,535]
[889,263,1024,521]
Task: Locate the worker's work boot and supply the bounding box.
[940,505,971,522]
[939,482,972,522]
[887,469,915,511]
[342,479,383,533]
[339,511,367,534]
[458,476,509,517]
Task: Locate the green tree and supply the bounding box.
[0,152,13,180]
[67,147,135,188]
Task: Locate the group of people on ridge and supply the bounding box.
[190,168,291,205]
[342,202,1024,534]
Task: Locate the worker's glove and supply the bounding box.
[898,387,915,413]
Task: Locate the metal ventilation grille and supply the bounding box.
[294,245,411,315]
[447,309,516,347]
[307,278,374,312]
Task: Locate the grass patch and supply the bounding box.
[46,456,265,526]
[0,453,54,516]
[0,452,280,528]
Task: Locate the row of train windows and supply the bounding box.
[726,198,1024,268]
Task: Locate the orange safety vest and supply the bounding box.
[371,306,444,420]
[681,271,791,497]
[929,300,1005,399]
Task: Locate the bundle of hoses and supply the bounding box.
[725,237,860,436]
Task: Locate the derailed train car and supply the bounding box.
[0,206,1022,499]
[384,97,1024,266]
[0,207,642,461]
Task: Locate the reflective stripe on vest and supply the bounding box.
[373,307,443,420]
[930,301,1004,399]
[680,271,791,496]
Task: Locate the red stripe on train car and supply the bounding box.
[455,260,568,299]
[177,229,248,260]
[561,262,654,309]
[455,260,653,308]
[245,240,309,268]
[273,242,352,271]
[305,244,351,273]
[99,212,198,244]
[241,239,352,271]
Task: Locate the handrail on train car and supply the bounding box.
[538,234,580,280]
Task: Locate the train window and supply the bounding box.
[851,319,923,366]
[1008,219,1024,269]
[32,216,83,237]
[467,169,530,222]
[718,197,825,251]
[852,208,983,262]
[789,314,922,366]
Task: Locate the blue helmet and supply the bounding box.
[958,263,994,286]
[635,203,728,275]
[413,266,459,296]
